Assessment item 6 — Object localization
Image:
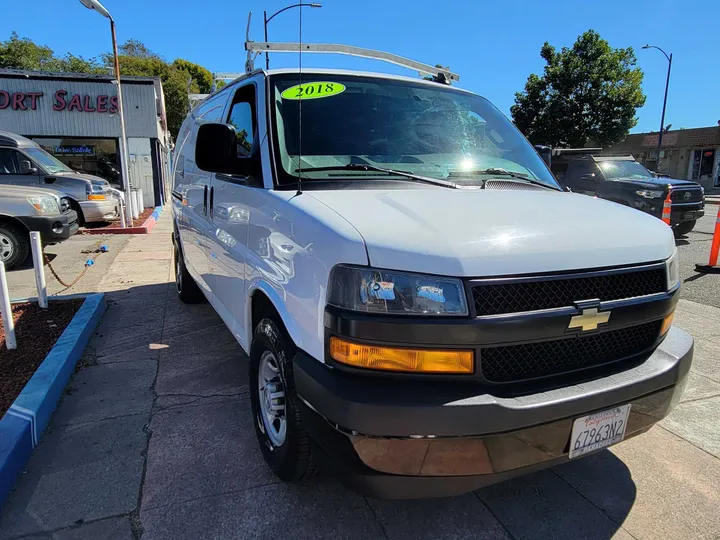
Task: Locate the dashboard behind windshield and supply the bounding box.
[269,74,559,189]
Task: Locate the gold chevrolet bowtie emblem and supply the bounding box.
[568,307,611,331]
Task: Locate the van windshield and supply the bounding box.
[23,147,73,174]
[269,74,559,189]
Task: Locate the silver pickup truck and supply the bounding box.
[0,184,78,268]
[0,130,118,225]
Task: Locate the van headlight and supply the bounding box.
[27,196,59,214]
[327,265,468,316]
[666,250,680,291]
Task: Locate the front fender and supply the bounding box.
[242,190,368,363]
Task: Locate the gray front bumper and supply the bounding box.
[294,326,693,499]
[79,199,119,223]
[294,326,693,437]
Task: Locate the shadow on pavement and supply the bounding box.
[360,450,636,540]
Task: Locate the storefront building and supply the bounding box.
[602,125,720,194]
[0,69,171,208]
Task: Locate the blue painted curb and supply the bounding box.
[0,293,106,505]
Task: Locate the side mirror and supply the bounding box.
[196,123,252,176]
[19,160,37,175]
[534,145,552,167]
[44,177,57,184]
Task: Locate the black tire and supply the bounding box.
[250,318,317,483]
[68,199,85,226]
[673,220,696,237]
[0,223,29,270]
[174,242,206,303]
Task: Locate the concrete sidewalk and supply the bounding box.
[1,211,719,540]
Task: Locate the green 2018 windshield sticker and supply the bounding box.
[281,82,346,100]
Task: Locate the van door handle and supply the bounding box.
[209,187,214,220]
[203,185,208,215]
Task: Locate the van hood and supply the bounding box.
[307,188,676,277]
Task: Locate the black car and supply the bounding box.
[551,149,705,236]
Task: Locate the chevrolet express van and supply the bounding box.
[171,62,692,499]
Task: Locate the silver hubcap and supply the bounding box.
[258,350,287,446]
[0,233,14,262]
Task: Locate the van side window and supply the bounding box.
[195,93,226,123]
[0,149,20,174]
[227,89,255,158]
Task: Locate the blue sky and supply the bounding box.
[2,0,718,133]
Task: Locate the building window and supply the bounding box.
[31,137,121,189]
[690,149,716,182]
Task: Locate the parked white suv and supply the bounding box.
[172,63,692,499]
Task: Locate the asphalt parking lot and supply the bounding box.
[1,211,719,540]
[674,207,720,308]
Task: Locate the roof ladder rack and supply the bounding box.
[245,41,460,84]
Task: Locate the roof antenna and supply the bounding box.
[296,5,304,196]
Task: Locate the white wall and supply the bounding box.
[127,137,154,208]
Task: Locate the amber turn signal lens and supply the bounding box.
[329,337,473,374]
[87,194,106,201]
[660,311,674,335]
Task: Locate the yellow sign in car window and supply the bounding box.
[281,82,346,100]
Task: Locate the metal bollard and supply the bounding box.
[30,232,48,309]
[119,195,127,228]
[132,189,140,220]
[0,261,16,350]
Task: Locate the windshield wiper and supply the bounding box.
[448,167,561,191]
[294,164,458,189]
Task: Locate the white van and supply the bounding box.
[171,50,692,499]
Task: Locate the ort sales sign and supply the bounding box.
[0,90,119,113]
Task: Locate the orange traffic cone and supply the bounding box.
[696,202,720,274]
[661,187,672,226]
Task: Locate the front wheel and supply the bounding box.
[174,242,205,303]
[250,318,317,483]
[673,220,696,237]
[0,223,29,270]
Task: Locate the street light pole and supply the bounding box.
[109,18,133,227]
[79,0,133,227]
[264,10,269,70]
[263,3,322,70]
[642,45,673,172]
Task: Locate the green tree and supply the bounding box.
[0,32,56,70]
[510,30,646,148]
[172,58,213,93]
[53,53,105,74]
[119,39,160,59]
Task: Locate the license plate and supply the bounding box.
[682,210,702,221]
[568,404,631,459]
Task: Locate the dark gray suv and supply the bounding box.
[552,149,705,236]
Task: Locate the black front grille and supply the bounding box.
[670,188,703,203]
[481,320,662,383]
[472,267,666,316]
